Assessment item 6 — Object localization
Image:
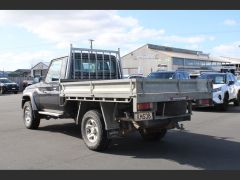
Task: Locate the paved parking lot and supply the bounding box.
[0,93,240,170]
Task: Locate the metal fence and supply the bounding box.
[8,77,32,92]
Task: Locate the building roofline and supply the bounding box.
[146,43,208,56]
[121,44,148,58]
[31,62,49,70]
[121,43,211,59]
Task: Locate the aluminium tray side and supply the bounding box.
[60,79,212,102]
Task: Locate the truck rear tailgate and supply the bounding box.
[135,79,212,103]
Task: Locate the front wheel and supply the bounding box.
[23,101,40,129]
[234,92,240,106]
[81,110,110,151]
[139,129,167,141]
[220,94,229,111]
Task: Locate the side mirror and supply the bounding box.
[228,81,234,86]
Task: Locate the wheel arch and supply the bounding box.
[73,101,119,131]
[21,93,38,111]
[22,95,31,108]
[224,91,229,99]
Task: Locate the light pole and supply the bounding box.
[89,39,94,50]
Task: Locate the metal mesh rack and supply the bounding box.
[68,45,122,80]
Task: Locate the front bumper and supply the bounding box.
[192,99,214,107]
[6,87,19,92]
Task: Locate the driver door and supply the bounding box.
[38,58,63,111]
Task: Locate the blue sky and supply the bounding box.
[0,10,240,71]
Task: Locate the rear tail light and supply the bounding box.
[199,99,210,105]
[137,103,152,111]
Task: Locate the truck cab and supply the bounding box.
[24,47,122,114]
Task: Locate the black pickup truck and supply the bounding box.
[22,45,212,151]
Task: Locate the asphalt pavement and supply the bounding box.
[0,93,240,170]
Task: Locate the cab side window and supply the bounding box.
[45,59,63,83]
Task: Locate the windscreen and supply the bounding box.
[198,74,226,84]
[0,79,13,83]
[148,72,174,79]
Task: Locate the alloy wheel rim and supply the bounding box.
[85,118,99,143]
[24,107,31,126]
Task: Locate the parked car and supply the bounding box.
[0,78,19,94]
[189,73,200,79]
[147,70,190,80]
[22,76,45,90]
[22,80,34,90]
[193,72,240,110]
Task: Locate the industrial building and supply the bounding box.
[31,62,49,78]
[121,44,231,76]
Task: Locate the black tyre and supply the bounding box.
[234,92,240,106]
[81,110,110,151]
[14,91,18,94]
[0,87,5,94]
[23,101,40,129]
[220,93,229,111]
[139,128,167,141]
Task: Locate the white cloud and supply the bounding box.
[0,10,218,70]
[224,19,237,26]
[0,11,214,48]
[0,10,164,50]
[212,41,240,57]
[161,35,215,44]
[0,50,58,71]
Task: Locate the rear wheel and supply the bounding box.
[139,128,167,141]
[81,110,110,151]
[23,101,40,129]
[14,91,18,94]
[234,92,240,106]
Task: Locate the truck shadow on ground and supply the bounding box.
[38,122,82,139]
[38,123,240,170]
[193,104,240,113]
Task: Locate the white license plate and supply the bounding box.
[136,112,153,121]
[12,88,16,89]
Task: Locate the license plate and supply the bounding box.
[136,112,153,121]
[12,88,16,89]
